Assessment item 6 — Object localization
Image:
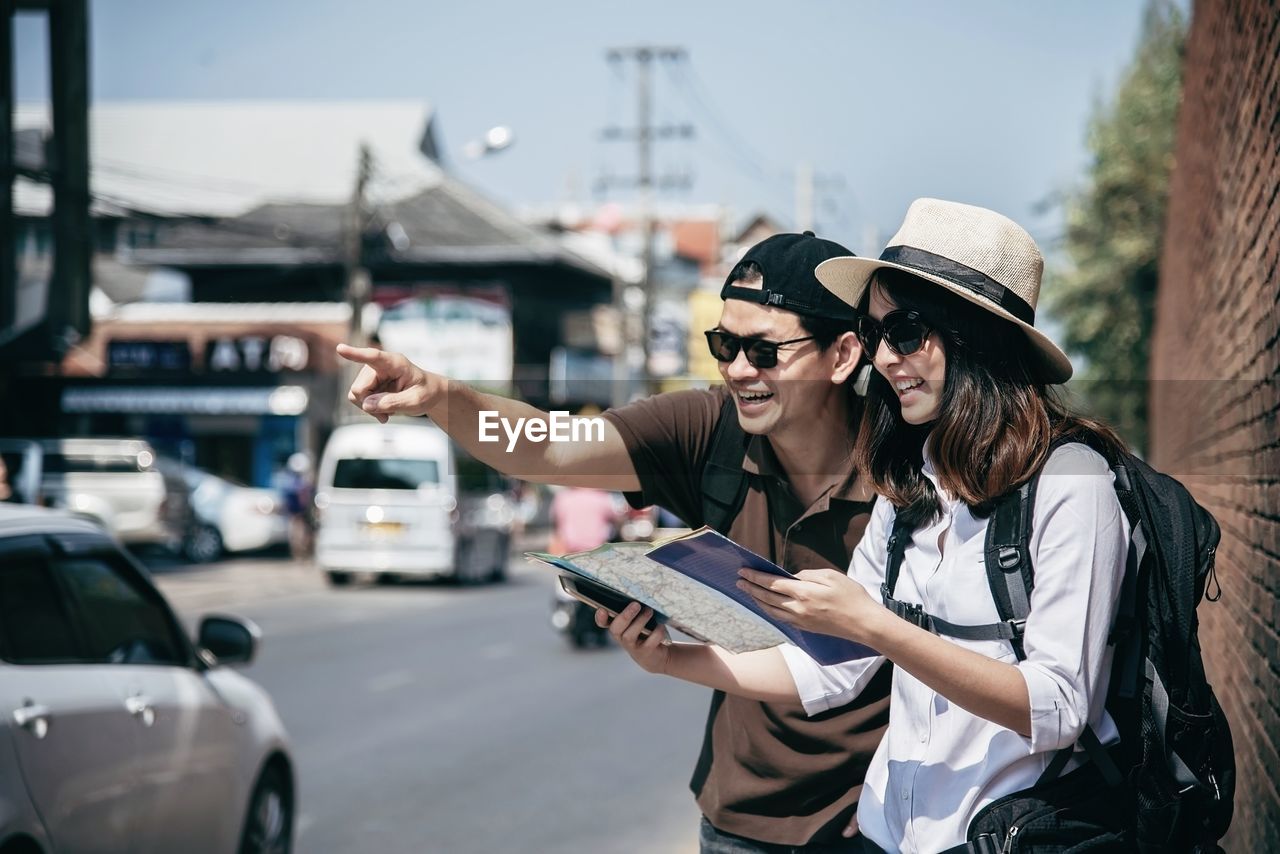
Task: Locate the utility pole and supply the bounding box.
[344,144,373,347]
[602,45,691,395]
[338,144,373,424]
[47,0,92,356]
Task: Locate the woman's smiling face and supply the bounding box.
[867,279,947,425]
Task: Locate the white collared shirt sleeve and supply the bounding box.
[1016,444,1129,752]
[780,494,893,715]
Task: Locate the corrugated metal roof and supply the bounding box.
[14,101,442,218]
[128,183,615,278]
[15,100,615,282]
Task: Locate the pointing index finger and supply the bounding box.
[335,342,389,366]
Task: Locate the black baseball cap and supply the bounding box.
[720,231,859,322]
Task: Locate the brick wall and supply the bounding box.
[1150,0,1280,847]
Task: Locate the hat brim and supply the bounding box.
[816,256,1073,384]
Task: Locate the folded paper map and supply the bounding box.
[527,527,876,665]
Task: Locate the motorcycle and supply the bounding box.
[550,576,610,648]
[547,502,659,649]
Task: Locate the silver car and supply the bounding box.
[0,504,294,854]
[156,459,290,564]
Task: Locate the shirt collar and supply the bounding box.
[741,433,781,479]
[921,434,960,509]
[741,434,875,506]
[921,437,939,487]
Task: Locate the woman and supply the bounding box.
[603,199,1132,852]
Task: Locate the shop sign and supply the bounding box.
[108,340,192,373]
[205,335,309,373]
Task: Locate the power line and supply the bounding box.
[597,46,696,199]
[664,61,776,182]
[663,60,794,219]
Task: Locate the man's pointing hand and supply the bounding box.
[336,343,442,423]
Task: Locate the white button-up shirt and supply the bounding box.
[780,442,1129,853]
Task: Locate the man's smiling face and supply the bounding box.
[714,298,845,438]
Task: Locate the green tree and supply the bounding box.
[1047,0,1186,451]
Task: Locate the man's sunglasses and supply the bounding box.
[704,330,816,369]
[856,310,934,357]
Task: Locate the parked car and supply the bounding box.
[35,438,189,554]
[0,503,294,854]
[157,459,290,564]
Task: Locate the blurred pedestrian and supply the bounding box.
[548,484,623,648]
[548,484,620,555]
[0,455,12,503]
[282,452,315,560]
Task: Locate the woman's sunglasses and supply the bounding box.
[704,330,816,369]
[856,310,933,357]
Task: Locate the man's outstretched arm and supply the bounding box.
[337,343,641,491]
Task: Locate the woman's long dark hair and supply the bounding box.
[857,268,1127,528]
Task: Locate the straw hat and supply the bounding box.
[816,198,1073,383]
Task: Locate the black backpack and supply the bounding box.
[881,438,1235,852]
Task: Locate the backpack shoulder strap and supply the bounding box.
[982,436,1089,660]
[988,438,1131,787]
[700,394,751,535]
[882,506,1025,645]
[983,480,1038,660]
[883,512,913,600]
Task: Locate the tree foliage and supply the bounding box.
[1047,0,1187,452]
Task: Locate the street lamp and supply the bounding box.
[463,126,515,160]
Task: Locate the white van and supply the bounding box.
[314,421,461,586]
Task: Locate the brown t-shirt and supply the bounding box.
[603,386,891,846]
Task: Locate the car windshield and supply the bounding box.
[333,458,439,490]
[42,454,149,474]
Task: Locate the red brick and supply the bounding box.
[1151,0,1280,845]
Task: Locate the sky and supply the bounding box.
[13,1,1171,256]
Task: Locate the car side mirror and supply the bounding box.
[198,614,261,666]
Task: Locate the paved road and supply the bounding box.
[151,548,707,854]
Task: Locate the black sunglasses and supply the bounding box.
[704,330,816,369]
[856,310,934,357]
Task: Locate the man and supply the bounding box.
[337,232,890,851]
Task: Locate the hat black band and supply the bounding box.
[879,245,1036,326]
[721,285,858,321]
